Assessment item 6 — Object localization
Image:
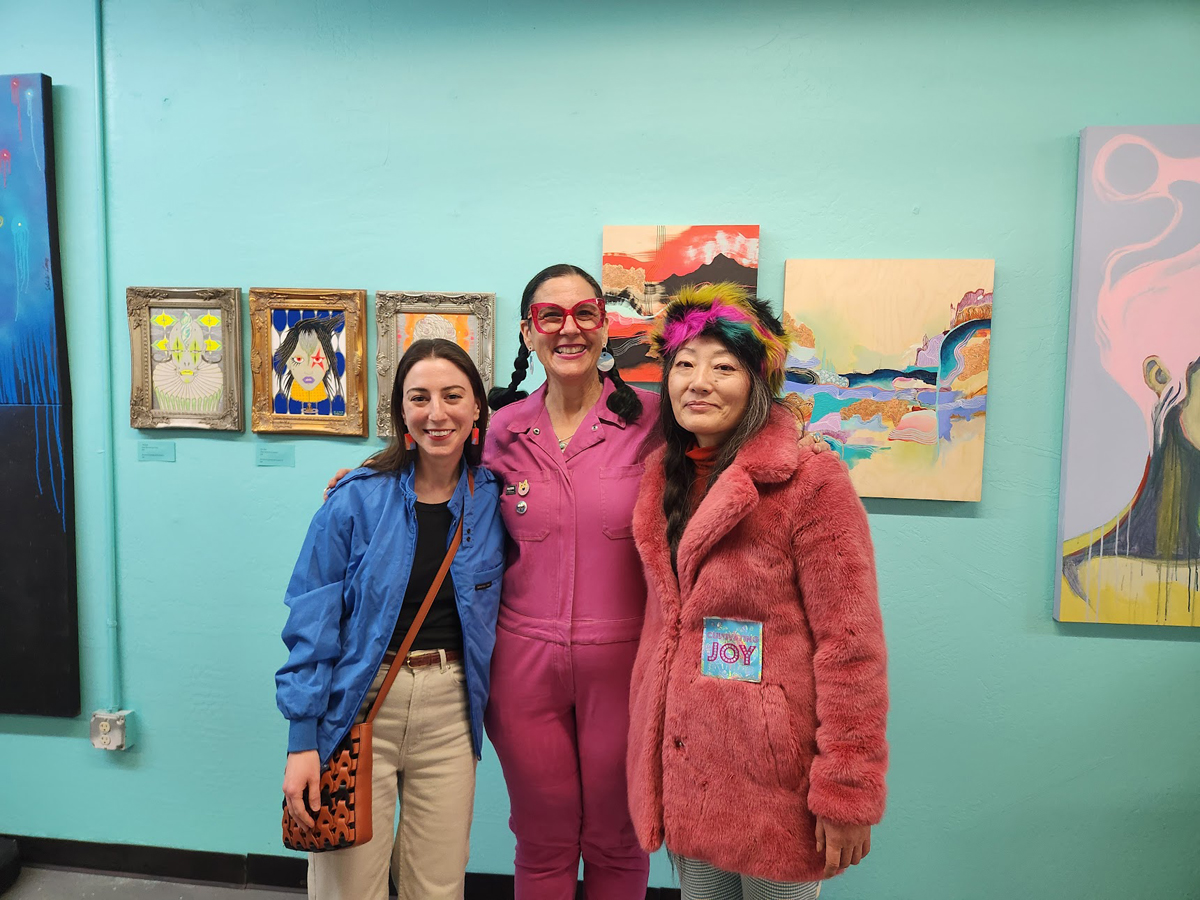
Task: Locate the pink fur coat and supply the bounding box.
[627,406,889,883]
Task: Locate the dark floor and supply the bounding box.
[5,866,303,899]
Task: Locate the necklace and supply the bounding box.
[549,393,595,451]
[556,424,583,452]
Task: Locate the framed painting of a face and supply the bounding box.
[374,291,494,437]
[127,287,243,430]
[249,287,367,436]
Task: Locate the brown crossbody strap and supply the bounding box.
[364,468,473,725]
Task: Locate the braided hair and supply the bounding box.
[488,263,642,424]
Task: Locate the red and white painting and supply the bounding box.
[601,225,759,386]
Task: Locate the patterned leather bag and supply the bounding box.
[281,472,471,852]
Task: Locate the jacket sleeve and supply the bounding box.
[793,454,889,825]
[275,494,354,754]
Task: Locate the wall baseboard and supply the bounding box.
[2,835,680,898]
[0,838,19,895]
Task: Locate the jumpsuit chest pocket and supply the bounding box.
[500,473,552,541]
[599,464,645,540]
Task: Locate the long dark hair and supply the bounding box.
[273,314,344,400]
[659,296,784,566]
[366,339,489,473]
[487,263,642,424]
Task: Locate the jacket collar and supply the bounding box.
[504,377,628,433]
[397,460,484,517]
[717,404,801,486]
[636,405,800,599]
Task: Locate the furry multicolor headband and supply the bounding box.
[649,282,795,395]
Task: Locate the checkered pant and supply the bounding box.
[669,852,821,900]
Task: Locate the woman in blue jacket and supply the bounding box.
[276,339,506,900]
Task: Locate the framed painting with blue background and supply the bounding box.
[249,287,367,435]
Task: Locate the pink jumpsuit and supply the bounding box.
[484,380,660,899]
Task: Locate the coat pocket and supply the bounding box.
[469,562,505,627]
[760,684,804,791]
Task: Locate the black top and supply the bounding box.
[389,501,464,653]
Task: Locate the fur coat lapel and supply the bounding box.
[634,406,801,601]
[676,465,759,597]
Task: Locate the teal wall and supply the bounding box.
[2,2,1199,897]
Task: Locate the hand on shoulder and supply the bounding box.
[324,468,353,501]
[798,431,829,454]
[781,393,830,457]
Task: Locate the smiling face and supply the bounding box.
[667,335,752,448]
[285,331,329,390]
[401,357,481,464]
[519,274,609,387]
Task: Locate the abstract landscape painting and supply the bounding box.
[1056,126,1200,627]
[602,225,759,386]
[782,259,995,502]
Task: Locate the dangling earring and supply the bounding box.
[597,349,615,373]
[404,433,415,450]
[471,422,480,445]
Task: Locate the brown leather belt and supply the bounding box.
[383,648,463,668]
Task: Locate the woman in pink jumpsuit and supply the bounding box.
[484,264,658,899]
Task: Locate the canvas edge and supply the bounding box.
[42,70,80,715]
[1052,128,1094,623]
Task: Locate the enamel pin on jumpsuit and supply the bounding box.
[484,379,660,899]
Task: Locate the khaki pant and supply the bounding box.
[309,655,477,900]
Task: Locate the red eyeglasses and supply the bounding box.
[527,298,607,334]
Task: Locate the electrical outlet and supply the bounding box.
[90,710,134,751]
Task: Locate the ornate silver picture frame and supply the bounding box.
[126,287,243,431]
[374,291,495,437]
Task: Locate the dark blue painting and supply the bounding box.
[0,73,78,717]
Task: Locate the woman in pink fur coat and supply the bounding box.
[627,283,889,899]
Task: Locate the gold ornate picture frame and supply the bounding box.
[249,287,368,436]
[126,286,243,431]
[374,291,495,437]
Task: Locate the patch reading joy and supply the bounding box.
[700,618,762,683]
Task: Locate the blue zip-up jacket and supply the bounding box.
[275,462,506,761]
